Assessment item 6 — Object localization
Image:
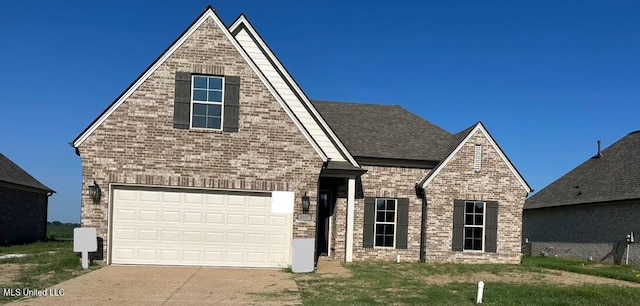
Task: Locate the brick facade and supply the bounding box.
[523,201,640,265]
[0,185,48,245]
[77,18,323,259]
[424,130,527,264]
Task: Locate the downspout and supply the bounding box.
[415,184,427,263]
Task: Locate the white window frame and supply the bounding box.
[373,198,397,249]
[463,200,485,252]
[190,75,225,130]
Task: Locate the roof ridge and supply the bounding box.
[311,99,398,108]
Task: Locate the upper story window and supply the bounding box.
[464,201,485,251]
[375,198,397,248]
[191,76,224,130]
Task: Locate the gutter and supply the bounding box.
[415,183,427,263]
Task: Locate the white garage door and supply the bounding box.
[110,187,292,267]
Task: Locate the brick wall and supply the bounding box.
[77,18,323,259]
[424,130,527,264]
[523,201,640,265]
[332,165,430,262]
[0,185,48,245]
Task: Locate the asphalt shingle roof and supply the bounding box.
[312,100,453,161]
[524,131,640,209]
[0,153,54,193]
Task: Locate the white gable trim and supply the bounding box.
[229,15,359,168]
[72,9,329,162]
[422,123,531,193]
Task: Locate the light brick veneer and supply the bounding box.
[77,18,323,259]
[424,130,527,264]
[332,165,430,262]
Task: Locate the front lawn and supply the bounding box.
[522,256,640,283]
[0,229,99,304]
[296,260,640,305]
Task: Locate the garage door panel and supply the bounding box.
[162,211,181,222]
[183,212,204,223]
[111,188,292,268]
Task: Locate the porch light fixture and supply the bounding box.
[301,192,310,214]
[89,180,101,203]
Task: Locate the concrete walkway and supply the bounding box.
[7,266,300,305]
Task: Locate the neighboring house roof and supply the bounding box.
[312,100,453,161]
[0,153,54,193]
[525,130,640,210]
[420,122,532,193]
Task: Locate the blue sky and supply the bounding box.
[1,1,638,223]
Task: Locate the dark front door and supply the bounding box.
[315,190,333,258]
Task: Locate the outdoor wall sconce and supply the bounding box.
[301,192,310,214]
[89,180,101,203]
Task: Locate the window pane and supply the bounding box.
[193,89,207,101]
[475,215,483,226]
[208,77,223,90]
[208,104,222,117]
[193,104,207,116]
[464,238,473,250]
[475,202,484,213]
[192,116,206,128]
[386,212,395,222]
[386,200,395,211]
[384,236,394,247]
[207,117,221,129]
[193,77,207,89]
[475,239,483,250]
[473,228,483,239]
[385,224,394,235]
[376,199,385,210]
[376,224,385,235]
[465,214,474,225]
[376,212,385,222]
[465,228,473,238]
[466,203,474,213]
[208,90,223,102]
[375,236,383,247]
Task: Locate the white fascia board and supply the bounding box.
[422,123,531,193]
[229,16,359,168]
[73,9,329,163]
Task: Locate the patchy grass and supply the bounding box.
[522,256,640,284]
[0,241,99,304]
[295,261,640,305]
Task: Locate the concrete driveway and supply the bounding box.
[7,266,300,305]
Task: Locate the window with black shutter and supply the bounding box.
[363,197,409,249]
[173,72,240,132]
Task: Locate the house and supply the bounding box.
[71,7,531,268]
[523,131,640,264]
[0,153,55,245]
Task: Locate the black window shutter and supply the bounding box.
[452,200,465,251]
[396,198,409,249]
[485,201,499,253]
[223,76,240,132]
[363,197,375,248]
[173,72,191,129]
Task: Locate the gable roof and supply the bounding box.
[525,130,640,210]
[312,100,453,161]
[228,15,359,167]
[420,122,532,193]
[0,153,54,193]
[70,7,331,164]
